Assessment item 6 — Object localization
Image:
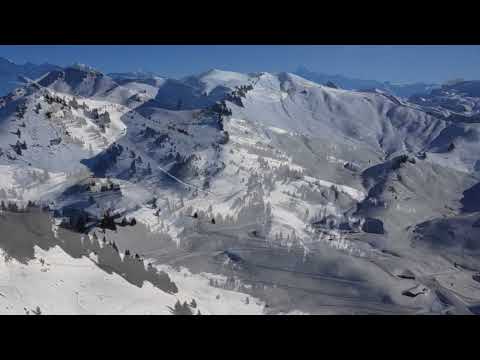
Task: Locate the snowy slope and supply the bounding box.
[409,80,480,121]
[2,66,480,314]
[183,69,252,95]
[0,245,264,315]
[0,86,128,173]
[0,211,265,315]
[231,72,445,157]
[145,69,256,110]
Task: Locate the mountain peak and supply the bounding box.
[198,68,245,80]
[68,63,103,75]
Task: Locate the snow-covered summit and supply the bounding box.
[183,68,252,94]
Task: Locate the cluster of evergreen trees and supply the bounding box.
[273,164,304,183]
[44,93,68,106]
[168,299,200,315]
[83,107,111,132]
[128,150,153,177]
[225,84,254,107]
[273,229,299,243]
[86,231,178,294]
[67,97,88,110]
[0,200,32,213]
[10,140,27,155]
[210,100,232,117]
[15,103,27,119]
[33,103,42,114]
[96,209,136,231]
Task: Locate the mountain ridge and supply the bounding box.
[294,65,439,98]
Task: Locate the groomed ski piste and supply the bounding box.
[2,63,480,314]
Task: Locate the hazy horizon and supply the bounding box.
[1,45,480,84]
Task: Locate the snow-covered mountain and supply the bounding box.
[409,80,480,121]
[2,65,480,315]
[295,66,439,98]
[109,71,168,101]
[109,68,255,110]
[0,57,60,96]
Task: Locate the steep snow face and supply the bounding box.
[183,69,252,95]
[230,72,446,159]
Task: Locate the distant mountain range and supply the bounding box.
[294,66,439,98]
[0,57,61,95]
[0,57,442,99]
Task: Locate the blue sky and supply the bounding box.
[1,45,479,84]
